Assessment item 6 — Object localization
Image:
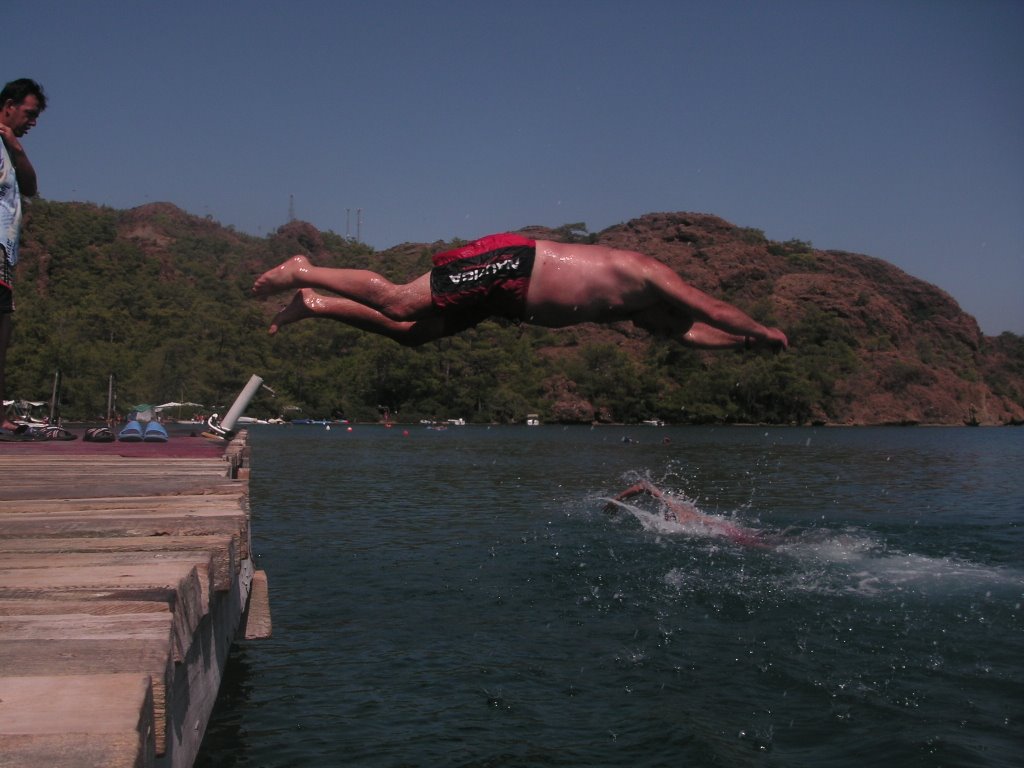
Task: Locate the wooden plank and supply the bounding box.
[2,482,238,501]
[0,673,154,735]
[0,733,149,768]
[0,637,171,677]
[0,538,238,592]
[0,597,171,617]
[0,560,213,665]
[0,452,238,500]
[0,432,262,767]
[0,493,244,514]
[0,515,249,560]
[0,535,240,592]
[0,559,211,595]
[0,611,173,641]
[0,534,235,557]
[0,673,155,768]
[243,569,273,639]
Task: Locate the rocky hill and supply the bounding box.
[12,202,1024,426]
[580,212,1023,425]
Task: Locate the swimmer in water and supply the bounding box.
[605,481,772,549]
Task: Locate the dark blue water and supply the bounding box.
[197,426,1023,767]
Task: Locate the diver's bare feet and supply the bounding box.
[253,254,314,297]
[268,289,318,334]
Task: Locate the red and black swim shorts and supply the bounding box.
[430,234,535,331]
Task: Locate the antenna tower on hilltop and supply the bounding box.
[346,207,363,241]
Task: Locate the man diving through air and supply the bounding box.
[252,234,789,351]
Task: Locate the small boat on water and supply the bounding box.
[143,421,169,443]
[118,420,144,442]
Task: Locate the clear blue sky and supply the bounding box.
[10,0,1023,334]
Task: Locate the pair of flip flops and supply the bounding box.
[83,427,115,443]
[0,424,46,441]
[41,425,77,441]
[0,424,78,441]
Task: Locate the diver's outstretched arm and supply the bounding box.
[683,322,788,351]
[614,482,663,503]
[604,482,665,514]
[606,482,704,524]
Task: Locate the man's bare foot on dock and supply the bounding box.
[253,255,314,297]
[268,289,318,334]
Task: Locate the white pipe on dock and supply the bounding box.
[219,374,264,433]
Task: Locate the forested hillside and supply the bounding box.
[8,200,1023,425]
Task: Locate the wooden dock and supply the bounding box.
[0,431,271,768]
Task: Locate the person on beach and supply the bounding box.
[252,233,789,351]
[1,78,46,432]
[605,480,772,549]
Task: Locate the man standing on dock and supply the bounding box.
[0,78,46,432]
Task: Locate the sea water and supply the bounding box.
[196,426,1023,767]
